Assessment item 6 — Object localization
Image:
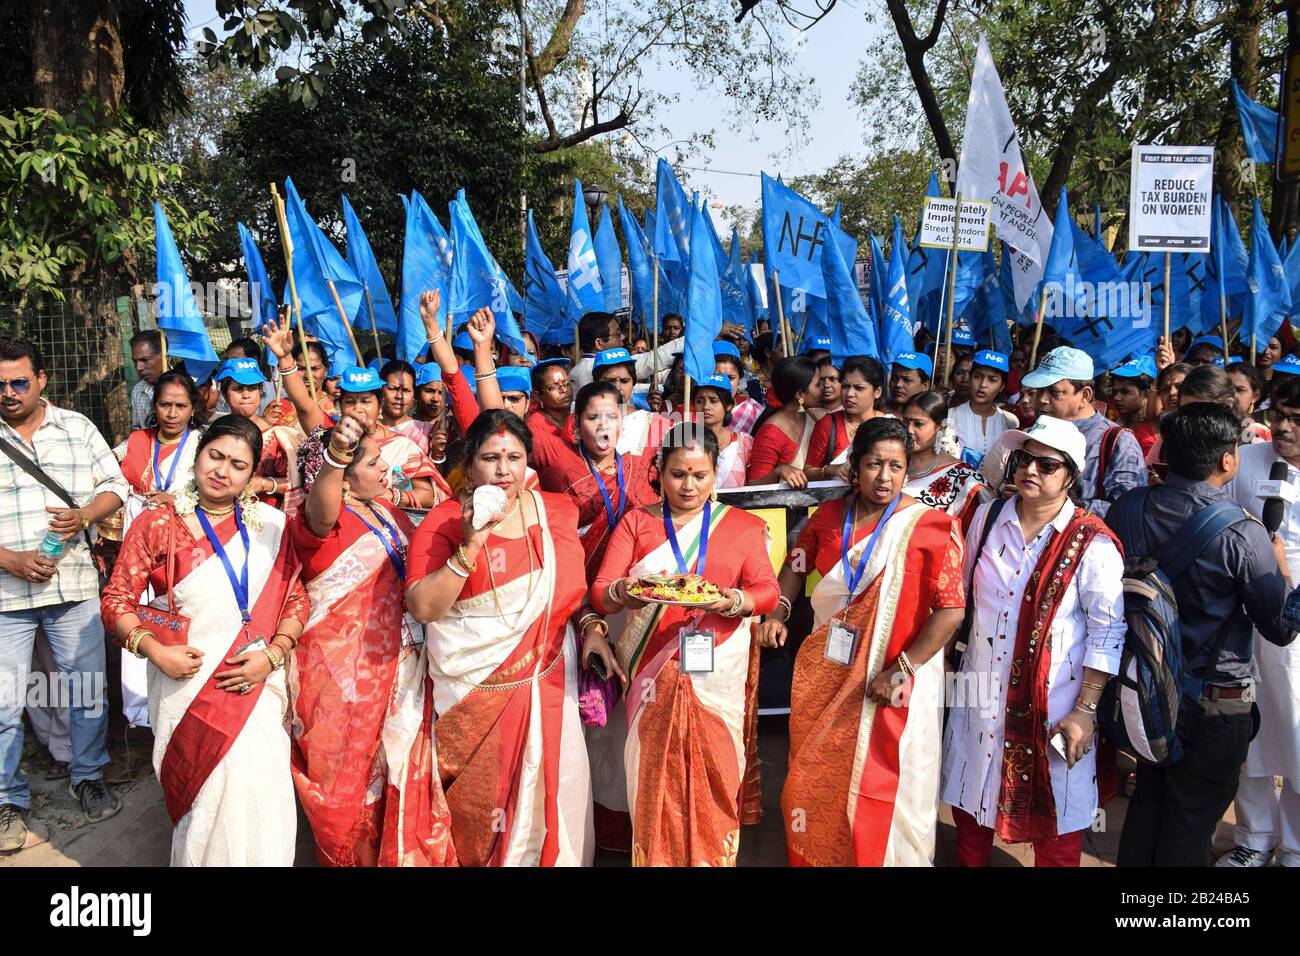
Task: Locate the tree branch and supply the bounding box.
[883,0,956,173]
[533,0,586,80]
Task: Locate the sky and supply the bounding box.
[180,0,883,231]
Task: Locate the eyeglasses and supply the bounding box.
[1011,450,1068,476]
[0,378,32,395]
[1269,408,1300,430]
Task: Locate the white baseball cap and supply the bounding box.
[997,415,1087,473]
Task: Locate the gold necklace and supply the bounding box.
[156,431,184,446]
[485,496,536,628]
[199,503,235,518]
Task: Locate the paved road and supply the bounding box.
[3,717,1243,867]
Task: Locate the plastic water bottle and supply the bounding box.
[38,530,68,563]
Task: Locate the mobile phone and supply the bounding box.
[1050,731,1068,760]
[586,651,609,681]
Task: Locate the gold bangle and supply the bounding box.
[327,443,356,464]
[263,647,281,671]
[126,626,151,659]
[474,369,498,381]
[456,544,477,573]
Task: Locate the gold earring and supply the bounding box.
[797,396,805,413]
[238,484,259,511]
[342,482,353,505]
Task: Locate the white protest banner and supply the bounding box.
[918,197,992,252]
[1128,145,1214,253]
[955,35,1052,310]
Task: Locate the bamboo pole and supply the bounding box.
[159,328,168,370]
[1029,287,1050,369]
[326,279,365,365]
[772,271,791,356]
[363,286,383,361]
[269,183,318,405]
[941,193,963,387]
[652,255,661,390]
[1162,252,1171,346]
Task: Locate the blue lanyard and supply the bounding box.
[840,495,900,602]
[345,504,407,579]
[581,445,626,530]
[664,500,711,576]
[151,428,190,492]
[196,505,252,623]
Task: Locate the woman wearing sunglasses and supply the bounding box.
[941,415,1125,867]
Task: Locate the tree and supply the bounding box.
[195,0,815,156]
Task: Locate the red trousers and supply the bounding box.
[952,807,1084,867]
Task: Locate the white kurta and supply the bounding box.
[949,403,1018,466]
[1229,441,1300,783]
[940,498,1125,836]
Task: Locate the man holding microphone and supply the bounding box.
[1218,377,1300,868]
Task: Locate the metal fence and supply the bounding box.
[0,288,241,445]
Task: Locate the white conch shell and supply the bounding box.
[471,484,510,530]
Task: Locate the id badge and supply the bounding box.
[680,628,716,675]
[824,620,859,666]
[236,636,267,656]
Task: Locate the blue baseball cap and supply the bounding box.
[972,350,1010,374]
[1273,355,1300,376]
[1111,355,1158,379]
[534,357,572,371]
[802,336,832,354]
[338,366,384,393]
[693,372,735,396]
[452,330,473,352]
[1022,346,1095,389]
[713,340,741,360]
[215,358,267,386]
[952,327,976,348]
[367,357,385,373]
[594,347,635,372]
[892,352,934,378]
[1211,355,1247,368]
[1189,335,1225,352]
[414,364,442,387]
[497,366,532,395]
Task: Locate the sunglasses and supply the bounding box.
[0,378,32,395]
[1011,450,1068,476]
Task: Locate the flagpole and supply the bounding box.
[941,193,963,388]
[159,328,168,371]
[270,183,319,406]
[931,247,950,368]
[652,254,661,390]
[1162,252,1171,346]
[772,270,791,355]
[326,279,365,364]
[363,286,383,361]
[1029,288,1050,369]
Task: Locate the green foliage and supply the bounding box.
[791,149,939,246]
[0,100,213,297]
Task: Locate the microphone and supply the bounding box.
[1263,460,1290,536]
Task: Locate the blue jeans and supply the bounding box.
[0,599,109,808]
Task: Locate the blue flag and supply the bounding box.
[524,209,568,346]
[237,222,279,331]
[999,242,1033,327]
[684,202,722,384]
[154,202,219,382]
[653,160,692,285]
[282,177,361,367]
[880,215,914,372]
[398,190,452,363]
[448,192,531,363]
[566,179,605,319]
[906,172,949,335]
[966,248,1013,353]
[867,232,887,325]
[822,216,878,365]
[1232,78,1279,165]
[1244,196,1292,344]
[761,172,831,299]
[719,224,750,333]
[341,195,398,338]
[593,203,623,313]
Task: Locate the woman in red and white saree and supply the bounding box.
[288,415,457,867]
[901,391,989,533]
[101,416,309,866]
[405,409,593,866]
[693,374,753,489]
[755,417,966,866]
[114,370,204,730]
[537,380,659,851]
[589,424,780,866]
[262,315,451,512]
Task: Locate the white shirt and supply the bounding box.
[949,402,1018,465]
[1228,441,1300,781]
[940,497,1125,835]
